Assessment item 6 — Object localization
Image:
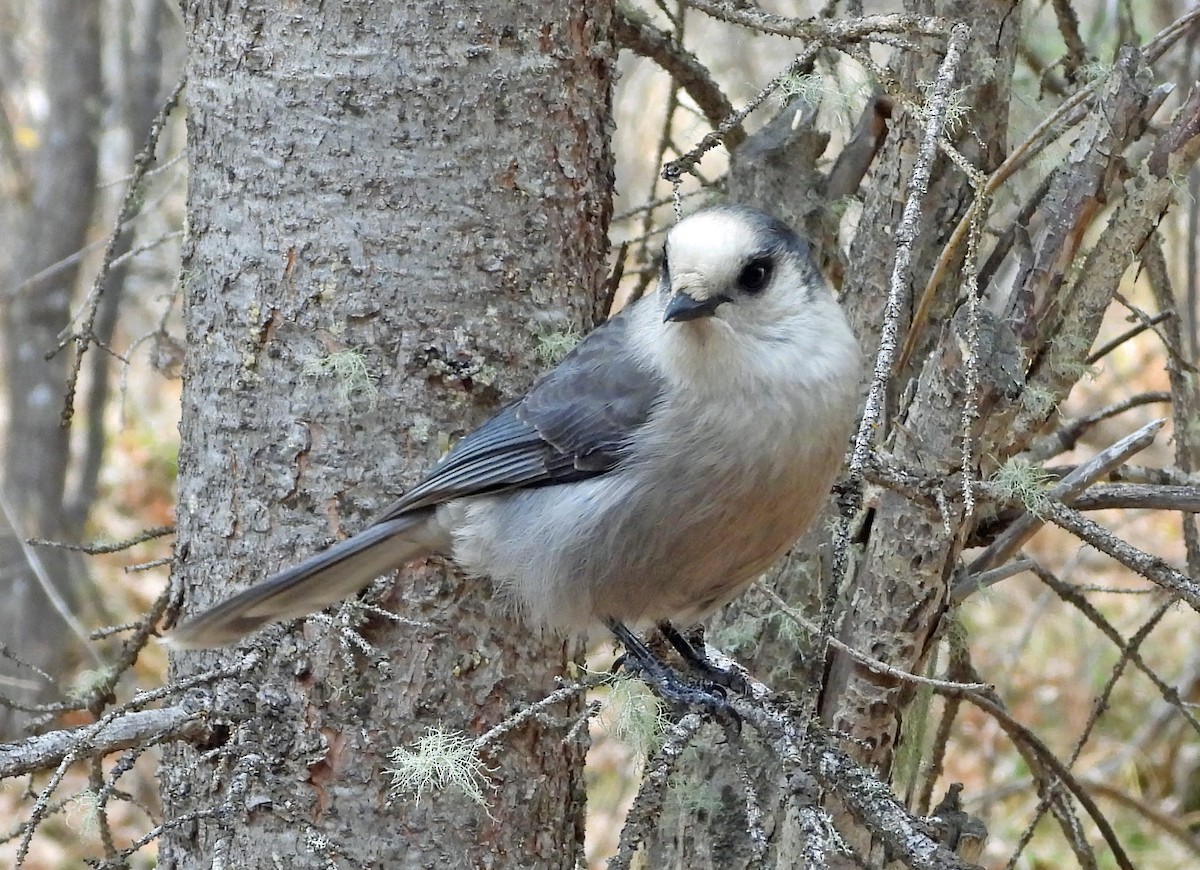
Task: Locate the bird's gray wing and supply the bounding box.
[377,300,663,518]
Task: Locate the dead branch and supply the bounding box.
[1069,484,1200,512]
[609,713,706,870]
[0,704,210,780]
[685,2,949,41]
[1032,562,1200,741]
[48,74,186,427]
[662,43,822,182]
[1046,503,1200,611]
[614,6,744,149]
[1049,0,1090,83]
[27,524,174,555]
[1024,393,1172,462]
[967,419,1165,578]
[958,685,1133,870]
[848,22,970,475]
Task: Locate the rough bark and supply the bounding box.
[161,1,613,867]
[821,0,1018,772]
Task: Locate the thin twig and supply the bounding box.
[961,688,1133,870]
[614,7,744,149]
[1013,579,1177,867]
[760,587,992,696]
[1086,310,1176,364]
[609,713,706,870]
[49,75,186,427]
[849,23,969,473]
[1068,483,1200,513]
[1045,501,1200,612]
[1112,292,1196,372]
[0,486,101,665]
[473,674,609,750]
[662,43,823,182]
[685,2,948,41]
[1032,562,1200,741]
[1024,393,1171,463]
[28,525,174,555]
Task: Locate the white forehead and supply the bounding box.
[667,210,765,274]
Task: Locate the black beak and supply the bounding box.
[663,291,729,323]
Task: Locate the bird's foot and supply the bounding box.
[607,619,740,728]
[656,620,756,698]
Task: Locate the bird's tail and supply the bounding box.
[162,512,445,649]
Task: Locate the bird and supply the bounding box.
[164,203,862,658]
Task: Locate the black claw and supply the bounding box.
[704,680,728,701]
[606,619,741,727]
[656,620,756,698]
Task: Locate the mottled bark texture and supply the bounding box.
[161,2,613,867]
[822,0,1018,774]
[0,0,102,738]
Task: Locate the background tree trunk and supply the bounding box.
[65,0,178,533]
[161,1,613,866]
[0,0,103,738]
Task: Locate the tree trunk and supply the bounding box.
[823,0,1019,776]
[161,1,613,866]
[66,0,177,532]
[0,0,102,738]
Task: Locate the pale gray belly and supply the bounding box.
[441,442,837,632]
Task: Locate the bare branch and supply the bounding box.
[1045,502,1200,612]
[684,643,984,870]
[609,713,706,870]
[0,705,210,780]
[1013,586,1177,867]
[613,7,744,149]
[1031,562,1200,742]
[966,419,1165,578]
[759,587,992,696]
[805,728,982,870]
[1147,80,1200,177]
[661,43,822,182]
[1069,483,1200,513]
[1087,311,1176,364]
[849,22,970,473]
[684,2,948,41]
[960,688,1133,870]
[0,485,101,665]
[1081,778,1200,856]
[28,524,174,555]
[48,74,186,427]
[1024,393,1171,463]
[1049,0,1090,82]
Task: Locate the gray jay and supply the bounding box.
[165,204,862,653]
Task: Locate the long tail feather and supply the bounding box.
[163,512,445,649]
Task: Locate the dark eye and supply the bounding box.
[737,258,773,294]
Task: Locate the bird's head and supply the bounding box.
[657,204,824,340]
